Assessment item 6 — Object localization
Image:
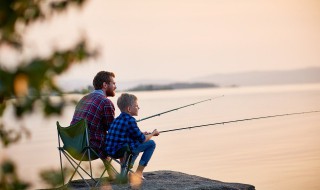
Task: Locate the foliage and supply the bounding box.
[0,159,30,190]
[0,0,98,189]
[39,167,72,188]
[0,0,97,147]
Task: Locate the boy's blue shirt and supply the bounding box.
[105,112,146,156]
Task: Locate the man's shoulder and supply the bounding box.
[86,93,113,104]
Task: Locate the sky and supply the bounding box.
[20,0,320,89]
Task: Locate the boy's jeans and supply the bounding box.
[131,140,156,167]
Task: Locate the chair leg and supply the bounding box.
[59,150,94,187]
[62,151,91,187]
[95,159,118,187]
[121,153,133,178]
[113,152,133,184]
[58,149,65,186]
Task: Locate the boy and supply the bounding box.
[105,93,159,180]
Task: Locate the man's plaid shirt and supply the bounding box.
[105,112,146,156]
[71,90,115,159]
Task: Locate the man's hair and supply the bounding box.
[93,71,115,90]
[117,93,138,112]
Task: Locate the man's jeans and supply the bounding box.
[131,140,156,167]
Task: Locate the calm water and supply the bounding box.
[2,84,320,190]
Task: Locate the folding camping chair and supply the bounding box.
[57,119,133,187]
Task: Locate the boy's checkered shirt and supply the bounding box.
[105,112,146,156]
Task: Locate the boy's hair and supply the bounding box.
[117,93,138,112]
[93,71,115,90]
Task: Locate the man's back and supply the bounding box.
[71,90,115,158]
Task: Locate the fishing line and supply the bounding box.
[159,110,320,133]
[137,95,224,122]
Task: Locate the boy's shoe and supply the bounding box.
[129,172,145,189]
[129,171,145,180]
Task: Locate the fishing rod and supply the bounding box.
[137,95,224,122]
[160,110,320,133]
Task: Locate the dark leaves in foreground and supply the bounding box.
[0,159,30,190]
[0,0,96,189]
[40,167,72,188]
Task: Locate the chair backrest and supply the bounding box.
[57,120,98,161]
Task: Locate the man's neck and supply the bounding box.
[93,89,106,97]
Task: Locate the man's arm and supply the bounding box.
[103,100,115,130]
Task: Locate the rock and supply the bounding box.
[56,170,255,190]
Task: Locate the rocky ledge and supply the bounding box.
[62,170,255,190]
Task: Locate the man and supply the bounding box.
[71,71,116,161]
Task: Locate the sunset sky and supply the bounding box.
[22,0,320,89]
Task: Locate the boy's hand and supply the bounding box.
[152,129,160,136]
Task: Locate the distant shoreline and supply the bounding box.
[64,82,320,94]
[126,82,219,92]
[57,67,320,92]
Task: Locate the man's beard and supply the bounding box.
[106,89,115,97]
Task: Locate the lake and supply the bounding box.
[1,83,320,190]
